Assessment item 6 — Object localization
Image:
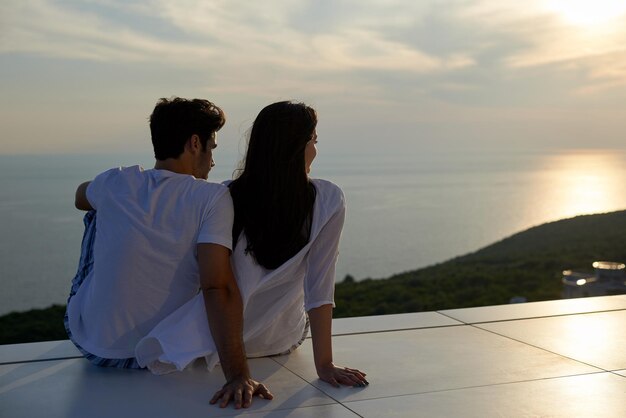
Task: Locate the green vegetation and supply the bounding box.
[1,210,625,344]
[335,210,626,317]
[0,304,67,344]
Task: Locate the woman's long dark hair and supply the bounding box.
[229,101,317,269]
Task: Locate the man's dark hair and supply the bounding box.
[149,97,226,160]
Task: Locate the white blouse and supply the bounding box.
[135,178,346,374]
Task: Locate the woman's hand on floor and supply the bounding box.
[316,363,368,388]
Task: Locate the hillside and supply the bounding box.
[334,210,626,317]
[2,210,626,344]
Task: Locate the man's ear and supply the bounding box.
[186,134,201,154]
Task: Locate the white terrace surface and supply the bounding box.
[1,295,625,417]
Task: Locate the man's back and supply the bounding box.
[66,97,271,408]
[66,165,233,359]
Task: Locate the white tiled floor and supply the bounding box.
[224,404,361,417]
[331,312,461,335]
[1,295,625,417]
[0,339,81,365]
[274,327,598,402]
[0,357,336,418]
[346,372,626,418]
[476,310,626,371]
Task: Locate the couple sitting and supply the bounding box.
[64,98,368,409]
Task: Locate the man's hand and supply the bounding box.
[316,363,368,388]
[210,376,273,409]
[75,181,94,211]
[199,243,273,408]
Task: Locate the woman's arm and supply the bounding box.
[308,304,368,387]
[305,182,368,387]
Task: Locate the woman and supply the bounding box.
[136,101,368,388]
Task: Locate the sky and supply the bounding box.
[1,0,626,156]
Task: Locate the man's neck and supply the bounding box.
[154,158,192,176]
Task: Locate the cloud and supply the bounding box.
[2,0,625,103]
[2,0,626,154]
[0,0,220,63]
[0,1,470,74]
[0,2,614,72]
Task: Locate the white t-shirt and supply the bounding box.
[66,166,233,359]
[135,178,344,373]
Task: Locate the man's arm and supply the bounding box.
[198,243,273,409]
[75,181,94,211]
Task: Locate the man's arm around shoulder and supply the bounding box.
[75,181,94,211]
[197,243,273,409]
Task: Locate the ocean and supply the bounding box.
[2,149,626,315]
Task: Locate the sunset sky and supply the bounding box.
[1,0,626,156]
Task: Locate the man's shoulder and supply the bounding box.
[187,178,230,194]
[180,178,231,209]
[90,166,141,192]
[149,170,228,194]
[94,165,142,181]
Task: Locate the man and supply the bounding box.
[65,97,271,409]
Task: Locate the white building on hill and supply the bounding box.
[562,261,626,298]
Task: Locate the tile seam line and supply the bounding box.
[436,307,626,325]
[0,355,83,366]
[328,323,465,337]
[268,357,365,418]
[213,402,356,417]
[340,370,612,404]
[469,323,612,372]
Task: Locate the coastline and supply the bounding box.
[3,209,625,344]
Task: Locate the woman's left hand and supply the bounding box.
[316,363,368,388]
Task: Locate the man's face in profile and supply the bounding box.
[194,134,217,180]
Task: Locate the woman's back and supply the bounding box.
[229,178,315,269]
[228,101,318,269]
[233,178,345,357]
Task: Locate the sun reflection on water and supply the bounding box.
[540,150,626,220]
